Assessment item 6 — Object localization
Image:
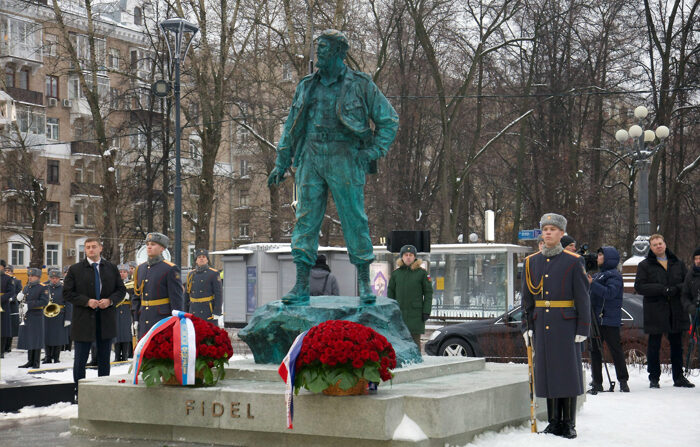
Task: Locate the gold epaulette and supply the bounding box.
[209,267,218,272]
[164,260,176,267]
[563,250,581,258]
[524,250,541,260]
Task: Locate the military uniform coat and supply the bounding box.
[44,281,71,346]
[63,258,126,342]
[1,273,16,337]
[17,282,49,350]
[521,249,591,398]
[132,259,184,338]
[10,276,21,336]
[185,267,222,321]
[387,259,433,334]
[115,283,133,343]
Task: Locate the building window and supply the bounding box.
[110,127,120,148]
[7,201,19,223]
[16,105,45,135]
[74,164,83,182]
[45,75,59,98]
[46,117,59,141]
[240,159,249,177]
[110,87,120,109]
[74,205,84,226]
[239,190,249,207]
[17,69,29,90]
[188,137,200,159]
[86,205,95,227]
[47,159,60,184]
[45,34,58,57]
[47,201,60,224]
[239,222,249,237]
[10,242,26,266]
[109,48,120,69]
[188,245,196,267]
[282,63,293,81]
[46,243,60,267]
[134,7,143,26]
[5,66,15,88]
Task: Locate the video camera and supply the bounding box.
[576,244,598,273]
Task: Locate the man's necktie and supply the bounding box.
[93,263,101,300]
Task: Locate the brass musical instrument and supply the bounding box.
[44,301,61,318]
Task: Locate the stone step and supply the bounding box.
[70,357,575,446]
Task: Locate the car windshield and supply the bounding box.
[507,308,523,322]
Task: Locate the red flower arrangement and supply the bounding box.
[136,316,233,387]
[294,320,397,394]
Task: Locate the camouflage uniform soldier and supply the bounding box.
[522,213,590,439]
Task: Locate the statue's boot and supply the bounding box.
[282,263,311,305]
[357,263,375,304]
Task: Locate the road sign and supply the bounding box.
[518,229,542,241]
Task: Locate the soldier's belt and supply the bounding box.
[535,300,575,308]
[116,300,131,307]
[306,130,358,142]
[142,298,170,306]
[32,306,45,310]
[190,295,214,303]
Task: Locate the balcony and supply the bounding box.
[71,182,101,197]
[0,40,43,66]
[5,86,43,106]
[71,141,100,156]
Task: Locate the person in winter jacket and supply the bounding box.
[387,245,433,349]
[309,255,340,296]
[680,246,700,326]
[587,247,629,393]
[634,234,693,388]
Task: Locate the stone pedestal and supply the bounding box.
[238,296,422,366]
[69,357,583,446]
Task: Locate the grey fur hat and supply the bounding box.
[27,267,42,277]
[145,232,169,249]
[400,245,417,255]
[117,264,129,272]
[540,213,567,231]
[194,248,209,259]
[48,268,61,278]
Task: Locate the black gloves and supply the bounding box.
[664,286,679,298]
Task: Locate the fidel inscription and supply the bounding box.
[185,399,255,419]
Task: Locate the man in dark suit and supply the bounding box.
[1,261,16,359]
[63,238,126,385]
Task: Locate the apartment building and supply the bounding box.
[0,0,268,270]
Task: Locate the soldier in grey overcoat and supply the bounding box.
[42,269,71,363]
[114,265,133,361]
[521,213,590,439]
[185,249,222,325]
[1,265,16,358]
[17,268,49,368]
[131,233,184,338]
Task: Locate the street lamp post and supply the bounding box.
[614,105,670,257]
[159,19,199,268]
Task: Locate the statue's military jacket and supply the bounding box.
[521,249,591,398]
[17,282,49,350]
[131,260,184,338]
[274,67,399,172]
[44,281,71,346]
[185,267,222,320]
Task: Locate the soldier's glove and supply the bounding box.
[16,291,24,302]
[523,330,533,347]
[213,314,224,328]
[20,302,28,315]
[267,166,286,186]
[575,335,587,343]
[664,286,679,298]
[131,321,138,337]
[64,321,71,327]
[422,313,430,322]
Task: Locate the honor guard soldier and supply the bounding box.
[17,268,49,368]
[131,233,184,338]
[42,269,71,363]
[521,213,590,439]
[114,265,133,361]
[185,249,223,326]
[1,261,16,358]
[5,265,22,353]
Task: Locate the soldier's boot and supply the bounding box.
[0,337,6,357]
[53,345,61,363]
[31,349,41,369]
[42,346,51,363]
[282,263,311,305]
[357,263,375,305]
[560,397,577,439]
[541,398,563,436]
[19,351,33,368]
[4,337,12,353]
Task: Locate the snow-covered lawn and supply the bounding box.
[2,350,699,446]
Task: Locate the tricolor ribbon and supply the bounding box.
[278,330,307,429]
[132,310,197,385]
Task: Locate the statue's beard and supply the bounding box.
[317,56,344,77]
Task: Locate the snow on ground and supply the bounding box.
[2,351,700,446]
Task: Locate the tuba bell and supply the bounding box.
[44,302,61,317]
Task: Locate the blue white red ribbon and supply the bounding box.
[132,310,197,386]
[278,330,307,429]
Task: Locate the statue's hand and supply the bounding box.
[267,167,286,186]
[358,146,382,169]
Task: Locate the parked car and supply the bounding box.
[425,293,654,364]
